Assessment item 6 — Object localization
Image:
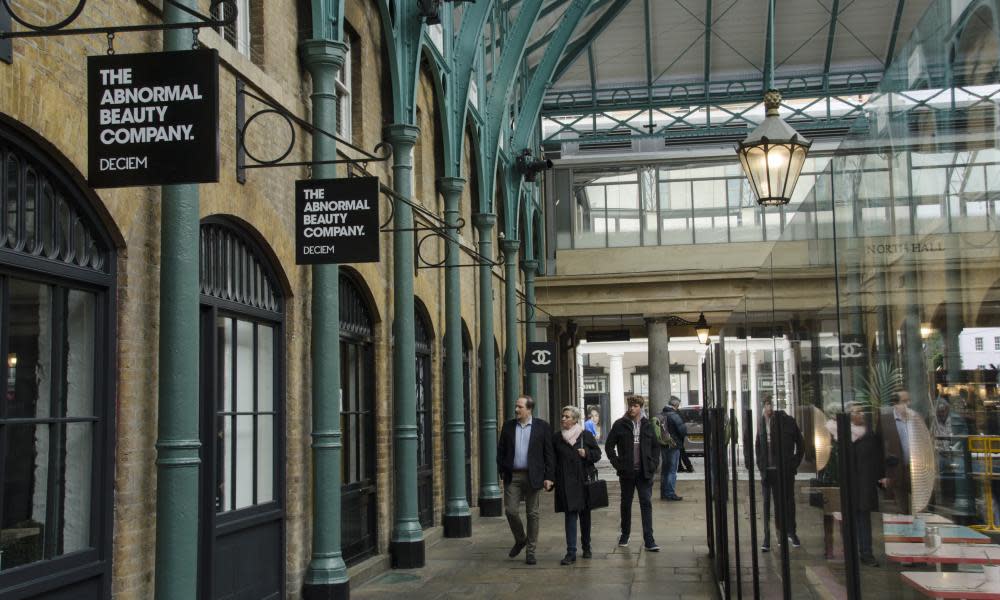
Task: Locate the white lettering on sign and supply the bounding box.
[99,125,194,145]
[303,225,365,237]
[99,156,148,171]
[531,349,552,366]
[95,68,204,147]
[303,245,336,255]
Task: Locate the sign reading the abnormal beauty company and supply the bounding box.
[295,177,380,264]
[87,49,219,188]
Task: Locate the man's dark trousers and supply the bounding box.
[761,468,796,543]
[619,470,655,546]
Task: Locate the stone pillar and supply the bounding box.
[734,350,743,415]
[503,238,521,418]
[474,213,502,517]
[301,38,350,600]
[647,318,671,415]
[608,353,625,420]
[749,349,758,411]
[783,343,793,411]
[439,176,471,538]
[576,347,585,409]
[385,123,425,568]
[155,6,201,598]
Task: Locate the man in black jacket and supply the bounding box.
[659,398,686,501]
[497,395,555,565]
[754,397,805,552]
[605,396,660,551]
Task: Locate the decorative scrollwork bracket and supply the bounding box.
[0,0,236,43]
[235,79,392,181]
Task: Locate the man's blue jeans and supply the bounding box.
[660,447,680,498]
[564,510,592,555]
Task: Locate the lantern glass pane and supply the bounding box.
[767,144,792,201]
[784,144,809,200]
[744,146,770,199]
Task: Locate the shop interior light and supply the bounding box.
[6,353,15,369]
[813,406,832,471]
[920,323,933,339]
[736,90,812,206]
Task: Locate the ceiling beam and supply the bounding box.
[885,0,906,68]
[763,0,774,89]
[703,0,712,85]
[823,0,841,85]
[552,0,631,82]
[523,0,611,56]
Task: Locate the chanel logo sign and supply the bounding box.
[531,349,552,365]
[525,342,557,374]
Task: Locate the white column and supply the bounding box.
[783,345,793,412]
[749,350,759,435]
[608,352,625,421]
[734,350,742,416]
[576,348,585,410]
[696,348,707,406]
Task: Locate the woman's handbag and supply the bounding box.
[584,466,609,509]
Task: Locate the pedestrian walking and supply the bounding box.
[605,396,660,551]
[553,405,602,565]
[497,395,555,565]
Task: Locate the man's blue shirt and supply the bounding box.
[513,417,533,470]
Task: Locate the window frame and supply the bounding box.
[335,37,352,141]
[0,119,117,597]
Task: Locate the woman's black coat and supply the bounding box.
[851,430,884,512]
[553,429,602,513]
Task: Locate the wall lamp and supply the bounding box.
[516,149,553,183]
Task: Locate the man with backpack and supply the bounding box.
[656,397,686,501]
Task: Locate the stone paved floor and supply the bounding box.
[354,455,970,599]
[353,461,718,600]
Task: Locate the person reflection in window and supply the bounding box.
[846,402,884,567]
[880,391,912,515]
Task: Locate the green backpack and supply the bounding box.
[653,415,678,448]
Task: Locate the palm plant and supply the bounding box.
[854,361,903,431]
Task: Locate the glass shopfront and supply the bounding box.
[704,0,1000,597]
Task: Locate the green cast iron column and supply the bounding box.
[440,176,472,537]
[301,39,350,600]
[503,238,521,417]
[386,123,425,568]
[522,259,538,400]
[474,213,503,517]
[154,4,201,599]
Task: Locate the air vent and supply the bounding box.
[579,129,633,152]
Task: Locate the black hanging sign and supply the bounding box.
[295,177,380,264]
[526,342,557,374]
[88,49,220,188]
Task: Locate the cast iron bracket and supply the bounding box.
[0,0,235,41]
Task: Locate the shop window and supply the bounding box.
[0,120,115,598]
[976,337,984,351]
[994,336,999,350]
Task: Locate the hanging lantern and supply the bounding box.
[736,90,812,206]
[695,312,711,345]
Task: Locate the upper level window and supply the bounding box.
[994,336,999,350]
[335,38,352,140]
[976,337,984,351]
[217,0,252,60]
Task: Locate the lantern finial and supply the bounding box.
[763,89,782,115]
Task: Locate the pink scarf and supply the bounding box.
[561,423,583,446]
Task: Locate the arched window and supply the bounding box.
[198,217,284,600]
[339,270,377,564]
[0,119,116,599]
[414,300,434,528]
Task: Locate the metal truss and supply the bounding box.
[541,72,880,145]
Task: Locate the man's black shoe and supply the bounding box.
[582,548,592,559]
[560,553,576,565]
[508,540,526,558]
[666,496,683,501]
[761,542,770,553]
[644,543,660,552]
[525,553,537,565]
[618,535,630,547]
[789,534,801,548]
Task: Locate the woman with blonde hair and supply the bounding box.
[552,404,602,564]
